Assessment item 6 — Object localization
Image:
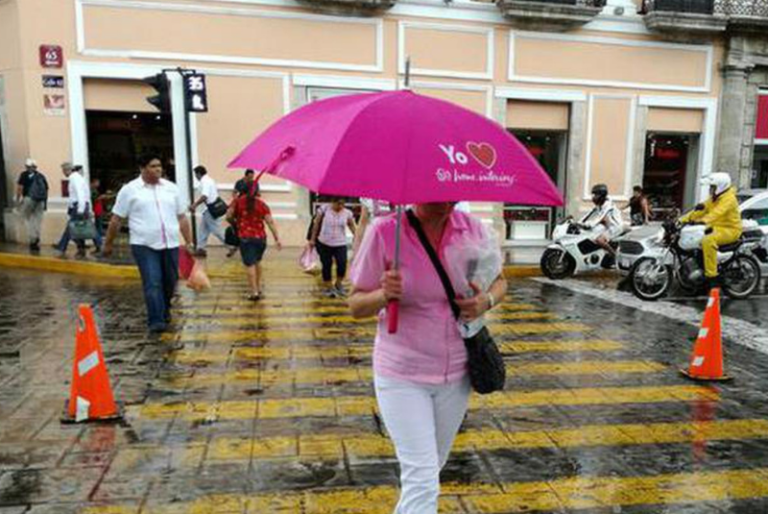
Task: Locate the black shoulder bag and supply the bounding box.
[406,210,505,394]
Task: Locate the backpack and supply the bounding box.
[28,173,48,202]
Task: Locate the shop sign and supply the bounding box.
[655,147,682,159]
[39,45,63,68]
[42,75,64,89]
[756,94,768,141]
[43,94,66,116]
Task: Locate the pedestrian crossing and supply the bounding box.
[78,257,768,513]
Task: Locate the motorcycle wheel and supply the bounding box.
[721,255,761,299]
[629,257,671,301]
[540,248,576,280]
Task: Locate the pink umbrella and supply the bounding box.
[229,90,563,330]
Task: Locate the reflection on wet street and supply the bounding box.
[3,254,768,513]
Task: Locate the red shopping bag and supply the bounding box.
[179,247,195,280]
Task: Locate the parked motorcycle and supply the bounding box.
[540,218,626,279]
[628,220,763,301]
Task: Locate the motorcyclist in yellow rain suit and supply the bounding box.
[679,172,742,290]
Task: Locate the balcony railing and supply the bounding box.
[643,0,768,17]
[497,0,607,30]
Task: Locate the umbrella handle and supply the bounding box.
[386,299,399,334]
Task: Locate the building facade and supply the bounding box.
[1,0,767,246]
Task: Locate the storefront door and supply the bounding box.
[0,118,6,241]
[642,133,700,219]
[753,92,768,189]
[86,111,174,193]
[504,131,567,241]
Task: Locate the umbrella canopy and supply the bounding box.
[229,90,563,207]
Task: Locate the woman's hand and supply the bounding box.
[380,269,403,302]
[455,282,491,322]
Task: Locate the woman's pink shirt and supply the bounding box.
[350,210,491,385]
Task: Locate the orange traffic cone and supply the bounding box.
[62,305,123,423]
[680,288,732,382]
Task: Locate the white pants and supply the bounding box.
[374,374,471,514]
[198,210,225,250]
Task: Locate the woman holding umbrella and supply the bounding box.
[348,202,506,513]
[228,88,562,514]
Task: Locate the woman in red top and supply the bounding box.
[227,185,282,300]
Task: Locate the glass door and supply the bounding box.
[504,131,567,241]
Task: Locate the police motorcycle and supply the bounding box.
[540,218,628,279]
[541,184,628,280]
[627,218,763,301]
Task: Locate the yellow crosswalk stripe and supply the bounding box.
[81,467,768,514]
[168,360,665,387]
[173,311,555,327]
[174,295,519,308]
[131,385,718,421]
[165,322,591,343]
[197,418,768,461]
[169,339,625,365]
[173,303,540,316]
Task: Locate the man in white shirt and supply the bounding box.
[102,154,194,333]
[189,165,226,256]
[55,163,98,258]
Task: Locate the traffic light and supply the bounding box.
[143,73,170,113]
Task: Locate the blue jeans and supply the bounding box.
[131,245,179,330]
[56,206,102,252]
[198,210,225,250]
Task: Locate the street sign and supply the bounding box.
[43,94,66,116]
[39,45,63,68]
[42,75,65,88]
[183,73,208,113]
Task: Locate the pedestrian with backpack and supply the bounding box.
[15,158,48,253]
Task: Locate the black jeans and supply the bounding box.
[316,241,347,283]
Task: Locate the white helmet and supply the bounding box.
[701,172,732,196]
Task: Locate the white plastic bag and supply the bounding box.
[444,224,503,337]
[299,245,320,275]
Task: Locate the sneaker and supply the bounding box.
[324,288,337,298]
[195,249,208,258]
[247,292,261,302]
[75,249,87,259]
[91,247,102,256]
[334,285,347,297]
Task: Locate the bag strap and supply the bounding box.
[405,210,461,321]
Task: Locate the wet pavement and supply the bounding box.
[2,253,768,513]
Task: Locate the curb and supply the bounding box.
[503,266,542,278]
[0,252,139,279]
[0,251,544,280]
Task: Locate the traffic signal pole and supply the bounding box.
[145,69,203,249]
[183,108,197,248]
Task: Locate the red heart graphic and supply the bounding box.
[467,142,496,169]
